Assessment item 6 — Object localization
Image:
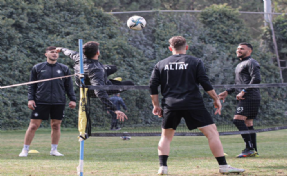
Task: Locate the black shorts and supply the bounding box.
[235,99,260,119]
[31,104,66,120]
[162,108,214,130]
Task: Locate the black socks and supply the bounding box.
[216,156,227,165]
[159,155,169,166]
[248,126,257,152]
[233,119,253,149]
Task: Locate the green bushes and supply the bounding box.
[0,1,285,130]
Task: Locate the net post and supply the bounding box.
[78,39,85,176]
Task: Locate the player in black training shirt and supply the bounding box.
[219,43,260,158]
[149,36,245,175]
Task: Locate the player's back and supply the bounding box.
[151,54,212,110]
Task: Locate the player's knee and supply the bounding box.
[51,124,61,131]
[233,119,245,128]
[29,124,39,131]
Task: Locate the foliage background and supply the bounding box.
[0,0,287,130]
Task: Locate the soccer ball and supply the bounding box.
[127,15,146,30]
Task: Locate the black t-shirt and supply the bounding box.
[226,56,261,100]
[149,54,213,110]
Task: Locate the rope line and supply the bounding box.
[0,74,81,89]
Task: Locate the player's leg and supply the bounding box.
[233,114,256,157]
[109,110,115,130]
[158,128,175,175]
[157,109,180,175]
[19,119,42,157]
[185,109,244,174]
[199,124,245,174]
[246,100,260,156]
[112,111,121,130]
[199,124,224,157]
[19,105,48,157]
[246,119,258,156]
[49,105,65,156]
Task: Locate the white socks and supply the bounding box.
[51,144,58,151]
[219,165,229,168]
[23,145,30,151]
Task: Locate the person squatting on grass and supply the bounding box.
[107,93,128,131]
[19,46,76,157]
[149,36,245,175]
[219,43,261,158]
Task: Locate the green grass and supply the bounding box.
[0,129,287,176]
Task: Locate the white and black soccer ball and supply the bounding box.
[127,15,146,30]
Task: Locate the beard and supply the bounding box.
[237,53,246,59]
[48,57,57,61]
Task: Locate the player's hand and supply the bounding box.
[152,106,162,117]
[236,91,245,100]
[69,101,76,109]
[28,100,36,110]
[115,110,128,121]
[55,47,62,53]
[213,99,222,115]
[218,91,228,103]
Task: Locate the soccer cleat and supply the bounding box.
[158,166,168,175]
[114,127,121,131]
[254,152,260,157]
[236,148,256,158]
[19,149,29,157]
[50,150,64,156]
[219,165,245,174]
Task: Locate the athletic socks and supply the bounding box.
[233,119,253,149]
[159,155,169,166]
[23,145,29,151]
[51,144,58,151]
[248,126,257,152]
[216,156,227,165]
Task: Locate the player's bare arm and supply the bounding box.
[150,94,162,117]
[207,90,222,115]
[218,91,228,103]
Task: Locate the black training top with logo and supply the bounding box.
[149,54,213,110]
[226,56,261,100]
[61,48,117,111]
[28,62,76,105]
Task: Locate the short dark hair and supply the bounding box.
[239,42,253,50]
[45,46,56,52]
[83,41,99,59]
[169,36,186,50]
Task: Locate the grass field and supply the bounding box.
[0,129,286,176]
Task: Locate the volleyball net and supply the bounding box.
[85,83,287,137]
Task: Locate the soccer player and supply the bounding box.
[19,46,76,157]
[149,36,245,175]
[107,93,127,130]
[55,42,129,121]
[219,43,260,158]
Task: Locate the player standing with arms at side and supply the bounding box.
[149,36,245,175]
[219,43,260,158]
[19,46,76,157]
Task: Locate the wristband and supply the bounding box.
[242,89,246,93]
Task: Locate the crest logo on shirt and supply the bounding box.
[57,70,62,74]
[237,107,244,113]
[164,62,188,70]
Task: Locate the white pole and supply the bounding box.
[264,0,272,26]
